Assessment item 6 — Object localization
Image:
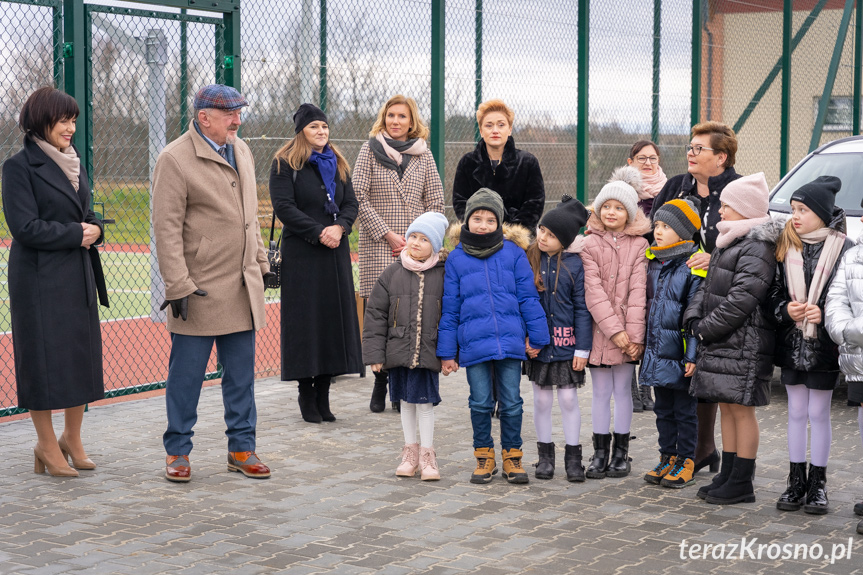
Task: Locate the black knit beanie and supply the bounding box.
[293,103,328,134]
[539,195,588,248]
[790,175,841,225]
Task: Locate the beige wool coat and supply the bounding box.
[353,142,444,297]
[152,121,268,336]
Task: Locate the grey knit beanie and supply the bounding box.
[592,166,641,224]
[653,198,701,241]
[465,188,505,225]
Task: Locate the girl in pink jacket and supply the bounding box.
[581,166,650,480]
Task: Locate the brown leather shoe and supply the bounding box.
[165,455,191,483]
[227,451,271,479]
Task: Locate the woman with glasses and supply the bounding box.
[649,121,741,477]
[627,140,666,216]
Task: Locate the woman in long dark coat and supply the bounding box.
[1,87,108,477]
[269,103,362,424]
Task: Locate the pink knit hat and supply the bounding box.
[719,172,770,219]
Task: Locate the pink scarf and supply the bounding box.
[638,166,667,201]
[375,132,428,165]
[715,216,771,249]
[784,227,846,339]
[400,249,439,272]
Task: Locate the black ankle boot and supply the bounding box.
[606,432,631,478]
[697,451,735,500]
[564,444,585,482]
[585,433,612,479]
[534,442,555,480]
[639,385,654,411]
[314,377,335,422]
[705,456,756,505]
[630,374,643,412]
[803,464,828,515]
[369,371,388,413]
[298,379,322,424]
[776,462,807,511]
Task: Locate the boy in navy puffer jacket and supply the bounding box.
[437,188,549,485]
[640,199,705,489]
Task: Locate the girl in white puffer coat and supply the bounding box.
[824,214,863,536]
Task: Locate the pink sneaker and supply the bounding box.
[396,443,419,477]
[420,447,440,481]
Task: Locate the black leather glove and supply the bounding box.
[160,289,207,321]
[262,271,277,287]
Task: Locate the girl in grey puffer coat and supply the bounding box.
[824,221,863,534]
[363,212,449,481]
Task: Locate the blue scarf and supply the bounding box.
[308,145,339,219]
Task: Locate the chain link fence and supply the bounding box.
[0,0,858,415]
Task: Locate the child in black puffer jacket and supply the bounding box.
[683,172,781,506]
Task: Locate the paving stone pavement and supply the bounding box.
[1,370,862,575]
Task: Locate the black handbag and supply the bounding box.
[266,211,281,289]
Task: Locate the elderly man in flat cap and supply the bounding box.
[153,84,274,482]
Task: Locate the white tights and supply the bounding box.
[589,364,635,434]
[786,385,833,467]
[401,401,435,448]
[532,383,581,446]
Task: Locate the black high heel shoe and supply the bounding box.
[693,449,720,474]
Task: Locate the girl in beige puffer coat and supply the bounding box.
[581,166,650,480]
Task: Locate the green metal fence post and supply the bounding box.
[222,6,241,91]
[53,3,62,89]
[475,0,483,142]
[780,0,791,176]
[430,0,445,180]
[180,10,189,132]
[810,0,854,152]
[576,0,589,204]
[320,0,327,112]
[651,0,661,144]
[854,0,862,135]
[63,0,88,178]
[734,0,828,134]
[691,0,701,128]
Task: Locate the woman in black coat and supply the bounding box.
[269,103,362,424]
[452,99,545,230]
[649,121,741,474]
[1,87,108,477]
[683,173,781,505]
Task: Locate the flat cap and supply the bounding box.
[193,84,248,111]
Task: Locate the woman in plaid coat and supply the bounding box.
[354,94,445,412]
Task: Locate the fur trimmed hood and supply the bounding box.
[446,222,533,250]
[585,207,652,237]
[746,217,784,244]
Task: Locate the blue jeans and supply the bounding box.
[163,330,257,455]
[653,386,698,460]
[466,359,524,450]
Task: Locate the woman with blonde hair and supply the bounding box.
[452,99,545,230]
[354,94,445,413]
[270,103,362,423]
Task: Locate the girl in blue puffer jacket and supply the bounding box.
[437,188,549,486]
[639,199,704,490]
[524,196,592,483]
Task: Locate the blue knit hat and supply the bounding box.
[405,212,449,253]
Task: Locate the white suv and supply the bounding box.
[769,136,863,239]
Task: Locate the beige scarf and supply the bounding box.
[638,166,667,201]
[375,132,428,165]
[34,137,80,192]
[784,226,846,339]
